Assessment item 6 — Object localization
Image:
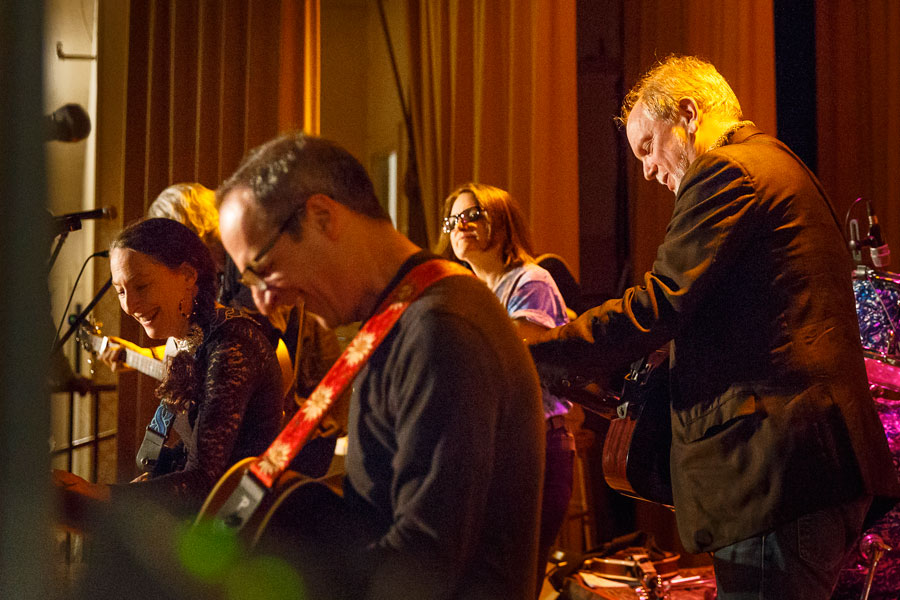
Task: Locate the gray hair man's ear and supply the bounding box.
[678,97,700,128]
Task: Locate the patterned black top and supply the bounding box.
[119,306,283,513]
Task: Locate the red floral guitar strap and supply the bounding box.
[211,258,473,529]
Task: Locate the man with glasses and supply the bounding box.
[216,132,545,599]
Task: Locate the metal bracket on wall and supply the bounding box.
[56,42,96,61]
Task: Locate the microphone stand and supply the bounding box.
[48,215,87,270]
[858,533,892,600]
[52,276,112,356]
[48,231,70,270]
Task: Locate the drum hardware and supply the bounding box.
[887,330,899,360]
[858,533,893,600]
[853,266,900,363]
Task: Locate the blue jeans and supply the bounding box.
[712,495,872,600]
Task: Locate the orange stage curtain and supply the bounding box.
[817,1,900,259]
[121,0,318,222]
[406,0,580,274]
[623,0,776,278]
[109,0,319,480]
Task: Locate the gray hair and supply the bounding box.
[619,55,743,125]
[216,132,389,235]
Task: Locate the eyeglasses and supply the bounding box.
[238,207,303,291]
[442,206,483,234]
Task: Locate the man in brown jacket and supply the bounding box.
[530,55,900,599]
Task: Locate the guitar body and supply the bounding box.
[602,349,674,507]
[196,457,312,548]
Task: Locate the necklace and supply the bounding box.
[172,323,204,355]
[709,120,755,151]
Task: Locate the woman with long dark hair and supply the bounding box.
[57,218,283,515]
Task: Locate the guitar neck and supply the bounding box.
[87,334,165,380]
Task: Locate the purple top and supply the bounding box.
[491,261,571,418]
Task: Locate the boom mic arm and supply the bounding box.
[52,206,117,236]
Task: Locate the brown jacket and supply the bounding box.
[531,126,900,553]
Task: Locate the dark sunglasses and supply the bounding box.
[442,206,483,234]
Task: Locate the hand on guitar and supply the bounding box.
[98,340,131,373]
[530,360,620,419]
[52,469,111,531]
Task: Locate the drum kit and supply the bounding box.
[854,266,900,397]
[835,204,900,600]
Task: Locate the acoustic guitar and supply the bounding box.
[77,322,294,398]
[195,457,315,547]
[601,347,674,507]
[77,323,166,380]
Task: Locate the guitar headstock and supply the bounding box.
[75,320,106,377]
[76,320,103,352]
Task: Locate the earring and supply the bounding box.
[178,297,191,319]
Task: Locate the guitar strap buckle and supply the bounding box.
[214,470,267,531]
[135,403,176,473]
[136,427,166,472]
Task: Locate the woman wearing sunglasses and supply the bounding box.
[55,218,283,520]
[437,182,575,597]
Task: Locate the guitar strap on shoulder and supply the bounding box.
[135,306,256,473]
[135,404,176,472]
[211,258,473,530]
[134,319,200,473]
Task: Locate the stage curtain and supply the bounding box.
[622,0,776,278]
[406,0,580,273]
[280,0,320,135]
[816,1,900,258]
[110,0,319,480]
[121,0,318,220]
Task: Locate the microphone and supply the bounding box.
[54,206,117,222]
[849,218,863,264]
[867,200,891,268]
[44,103,91,142]
[52,206,117,236]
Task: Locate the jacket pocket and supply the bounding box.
[677,384,759,443]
